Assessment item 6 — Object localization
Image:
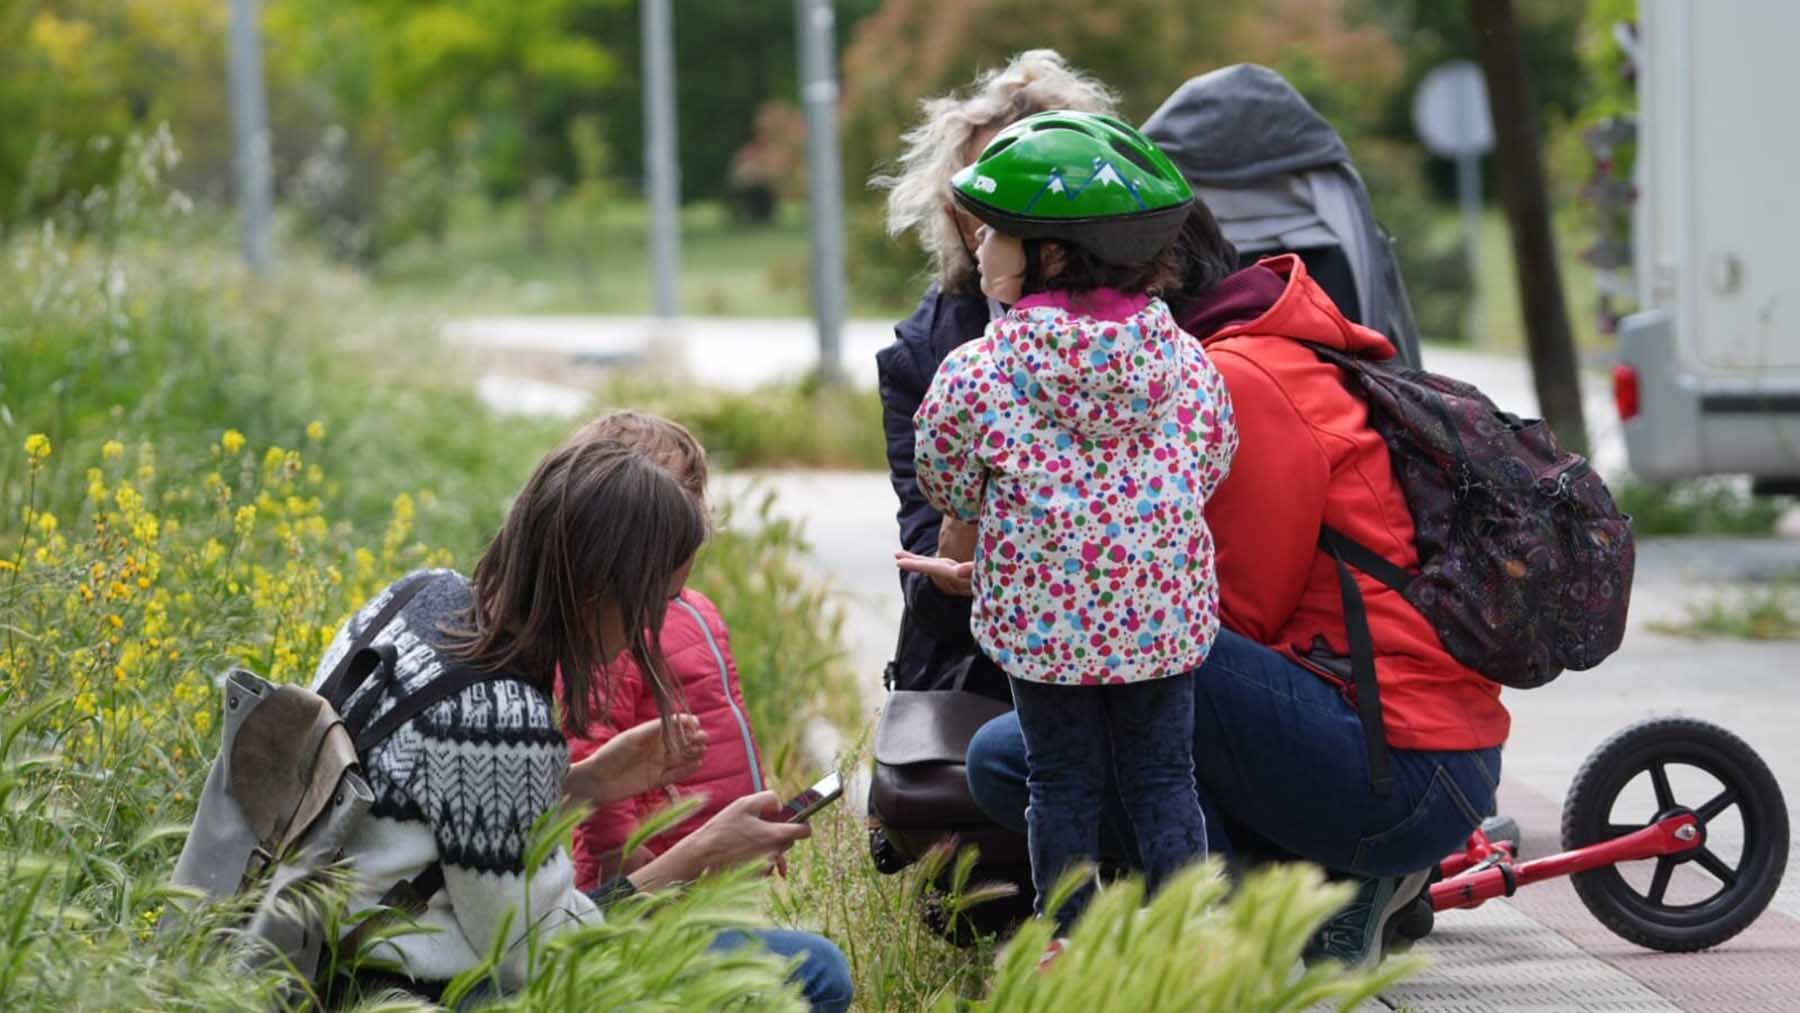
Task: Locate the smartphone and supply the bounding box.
[779,772,844,823]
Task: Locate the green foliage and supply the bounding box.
[371,196,889,318]
[972,862,1420,1012]
[773,756,1009,1011]
[1615,480,1788,537]
[601,376,887,473]
[1651,579,1800,642]
[495,864,804,1012]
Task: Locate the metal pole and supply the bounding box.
[642,0,681,319]
[1456,151,1482,340]
[798,0,846,383]
[228,0,273,274]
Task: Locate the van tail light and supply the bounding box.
[1613,364,1641,421]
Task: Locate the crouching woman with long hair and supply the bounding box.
[317,423,851,1010]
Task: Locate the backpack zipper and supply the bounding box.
[673,596,763,793]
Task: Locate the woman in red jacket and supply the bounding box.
[557,412,767,890]
[965,252,1507,966]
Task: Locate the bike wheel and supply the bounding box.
[1562,717,1788,952]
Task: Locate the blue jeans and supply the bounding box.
[712,929,853,1013]
[1009,672,1206,931]
[969,630,1501,879]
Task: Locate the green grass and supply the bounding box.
[1650,577,1800,641]
[1615,479,1790,537]
[370,196,915,321]
[598,376,888,473]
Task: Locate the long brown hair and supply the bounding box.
[452,431,707,731]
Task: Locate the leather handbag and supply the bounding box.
[868,655,1027,869]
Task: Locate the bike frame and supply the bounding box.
[1431,812,1704,912]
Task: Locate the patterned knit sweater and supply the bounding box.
[311,570,595,988]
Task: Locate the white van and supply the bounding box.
[1617,0,1800,493]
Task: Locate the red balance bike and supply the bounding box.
[1392,717,1791,952]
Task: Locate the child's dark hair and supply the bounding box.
[1164,198,1240,316]
[1023,197,1239,306]
[1022,235,1184,298]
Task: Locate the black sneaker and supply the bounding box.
[1304,869,1433,967]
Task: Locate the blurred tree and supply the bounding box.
[576,0,882,209]
[1364,0,1588,197]
[838,0,1424,307]
[368,0,620,251]
[0,0,234,225]
[1469,0,1589,454]
[840,0,1243,192]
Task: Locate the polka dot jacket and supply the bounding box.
[913,289,1238,685]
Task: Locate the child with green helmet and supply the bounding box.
[906,110,1238,935]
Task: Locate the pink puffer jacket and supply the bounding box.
[562,589,765,891]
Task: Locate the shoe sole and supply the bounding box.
[1370,868,1434,965]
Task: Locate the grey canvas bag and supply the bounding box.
[166,574,504,984]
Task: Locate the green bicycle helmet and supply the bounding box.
[951,110,1194,265]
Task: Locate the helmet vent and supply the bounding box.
[980,135,1019,160]
[1028,118,1088,134]
[1108,137,1162,179]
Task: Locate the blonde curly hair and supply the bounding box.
[873,50,1119,295]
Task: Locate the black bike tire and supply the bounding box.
[1561,717,1788,952]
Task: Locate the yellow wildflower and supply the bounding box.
[102,440,125,461]
[306,420,326,442]
[221,429,246,456]
[36,512,57,535]
[234,505,256,538]
[0,559,15,573]
[24,433,52,464]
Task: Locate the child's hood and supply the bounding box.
[993,289,1181,441]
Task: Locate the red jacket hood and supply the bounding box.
[1202,254,1395,359]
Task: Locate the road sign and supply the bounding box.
[1413,60,1495,158]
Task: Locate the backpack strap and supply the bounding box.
[1320,526,1414,594]
[1319,528,1396,798]
[318,573,435,708]
[350,665,517,756]
[336,858,448,966]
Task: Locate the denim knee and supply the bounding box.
[715,929,853,1013]
[786,933,853,1013]
[965,713,1028,833]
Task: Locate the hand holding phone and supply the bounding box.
[779,772,843,823]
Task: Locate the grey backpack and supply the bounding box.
[166,574,504,982]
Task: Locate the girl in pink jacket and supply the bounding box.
[906,112,1236,932]
[558,412,766,890]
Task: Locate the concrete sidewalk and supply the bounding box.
[714,470,1800,1012]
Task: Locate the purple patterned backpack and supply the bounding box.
[1310,342,1636,692]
